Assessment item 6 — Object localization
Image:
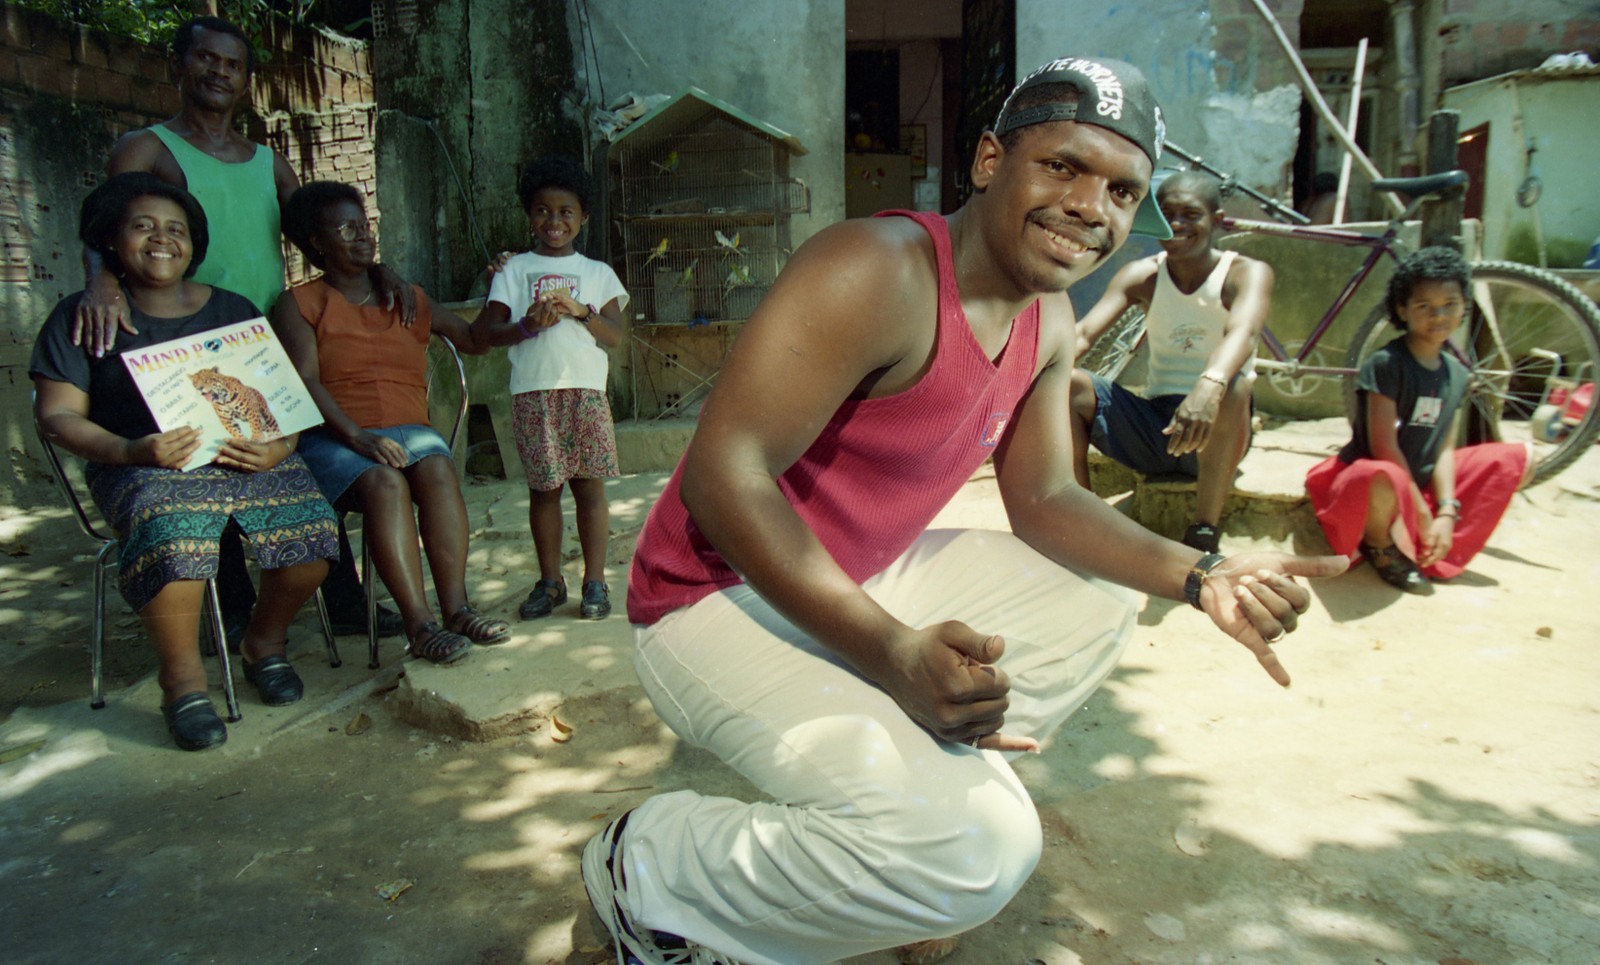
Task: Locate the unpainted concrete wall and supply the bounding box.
[370,0,580,302]
[574,0,847,243]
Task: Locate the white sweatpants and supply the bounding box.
[622,529,1137,965]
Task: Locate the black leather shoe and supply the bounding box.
[580,580,611,620]
[328,604,405,638]
[520,579,567,619]
[1360,541,1433,595]
[163,693,228,751]
[242,655,305,706]
[1182,523,1221,554]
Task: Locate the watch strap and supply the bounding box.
[1184,552,1227,610]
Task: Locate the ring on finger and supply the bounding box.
[966,734,983,748]
[1265,629,1286,644]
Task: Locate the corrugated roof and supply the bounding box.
[611,86,808,156]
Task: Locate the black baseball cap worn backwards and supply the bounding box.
[994,56,1172,239]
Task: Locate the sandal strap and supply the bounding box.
[409,621,471,661]
[449,605,510,643]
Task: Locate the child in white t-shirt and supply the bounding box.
[473,156,629,620]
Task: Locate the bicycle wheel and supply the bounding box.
[1079,306,1146,381]
[1343,260,1600,485]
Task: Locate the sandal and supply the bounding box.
[1360,541,1432,595]
[519,578,567,620]
[447,605,511,644]
[407,621,472,664]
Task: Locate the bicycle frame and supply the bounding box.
[1220,214,1409,379]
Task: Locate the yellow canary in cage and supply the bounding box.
[650,151,680,174]
[643,237,670,266]
[714,229,743,256]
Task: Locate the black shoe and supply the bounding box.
[328,604,405,638]
[1182,523,1221,554]
[242,654,305,706]
[1360,541,1433,595]
[580,580,611,620]
[519,578,567,620]
[163,692,228,751]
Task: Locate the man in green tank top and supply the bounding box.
[73,16,411,642]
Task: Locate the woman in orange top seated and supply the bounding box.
[274,181,506,664]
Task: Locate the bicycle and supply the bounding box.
[1081,142,1600,485]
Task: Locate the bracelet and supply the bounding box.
[1184,552,1227,610]
[580,303,599,322]
[517,315,539,340]
[1200,372,1228,387]
[1438,497,1462,512]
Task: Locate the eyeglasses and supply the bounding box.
[328,220,371,242]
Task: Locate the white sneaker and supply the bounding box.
[582,811,746,965]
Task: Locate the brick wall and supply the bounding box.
[0,6,376,505]
[1439,0,1600,85]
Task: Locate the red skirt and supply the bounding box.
[1304,442,1526,579]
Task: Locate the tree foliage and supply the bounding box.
[12,1,325,50]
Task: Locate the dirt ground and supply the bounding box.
[2,432,1598,965]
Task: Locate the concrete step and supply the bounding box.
[1087,416,1345,546]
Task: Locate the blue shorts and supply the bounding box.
[295,424,454,505]
[1086,372,1200,477]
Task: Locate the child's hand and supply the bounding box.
[540,290,585,318]
[521,299,562,333]
[1419,515,1455,567]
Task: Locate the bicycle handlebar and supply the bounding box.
[1163,142,1310,225]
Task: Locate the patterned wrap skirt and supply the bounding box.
[512,388,619,492]
[1304,441,1526,580]
[87,454,340,612]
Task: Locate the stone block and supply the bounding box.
[15,51,50,91]
[2,6,28,49]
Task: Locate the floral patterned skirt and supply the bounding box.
[511,388,619,492]
[87,454,339,611]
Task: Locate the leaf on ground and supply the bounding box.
[375,878,414,903]
[1173,819,1211,856]
[0,739,47,765]
[551,715,573,743]
[1535,626,1553,638]
[1145,912,1187,942]
[345,712,372,736]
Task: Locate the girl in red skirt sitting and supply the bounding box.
[1306,247,1531,593]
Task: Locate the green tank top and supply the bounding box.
[150,124,285,313]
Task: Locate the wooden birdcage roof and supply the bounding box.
[611,87,809,157]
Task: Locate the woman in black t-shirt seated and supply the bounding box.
[31,173,340,752]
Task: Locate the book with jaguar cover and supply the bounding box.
[121,317,323,470]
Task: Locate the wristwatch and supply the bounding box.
[579,303,599,321]
[1184,553,1227,610]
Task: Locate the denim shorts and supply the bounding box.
[1086,372,1200,477]
[295,424,453,504]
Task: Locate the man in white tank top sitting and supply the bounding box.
[1069,170,1275,553]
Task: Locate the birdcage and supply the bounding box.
[610,87,809,418]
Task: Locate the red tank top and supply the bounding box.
[625,210,1041,624]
